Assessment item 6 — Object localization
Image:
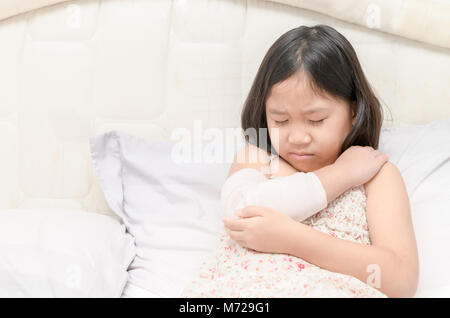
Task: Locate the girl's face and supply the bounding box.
[265,73,355,172]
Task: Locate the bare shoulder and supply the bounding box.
[363,161,409,218]
[227,144,271,178]
[364,161,404,194]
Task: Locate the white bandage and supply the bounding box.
[220,168,328,221]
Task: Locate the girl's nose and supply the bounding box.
[288,129,312,145]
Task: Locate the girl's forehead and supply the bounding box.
[266,77,352,116]
[271,73,309,93]
[267,75,332,106]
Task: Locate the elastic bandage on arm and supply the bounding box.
[220,168,327,221]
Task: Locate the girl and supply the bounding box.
[181,25,418,298]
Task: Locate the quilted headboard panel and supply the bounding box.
[2,0,450,49]
[0,0,449,213]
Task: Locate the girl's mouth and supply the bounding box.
[290,153,314,160]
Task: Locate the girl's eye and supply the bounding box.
[273,119,325,126]
[309,119,325,126]
[274,119,288,125]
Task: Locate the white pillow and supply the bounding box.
[379,118,450,297]
[379,118,450,198]
[89,130,232,298]
[0,208,136,297]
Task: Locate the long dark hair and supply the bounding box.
[241,24,390,155]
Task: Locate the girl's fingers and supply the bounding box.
[374,151,389,160]
[222,217,246,231]
[239,206,265,217]
[376,154,389,167]
[374,150,388,159]
[225,228,245,243]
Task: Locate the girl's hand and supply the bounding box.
[334,146,389,188]
[222,205,297,254]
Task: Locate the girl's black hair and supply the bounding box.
[241,24,390,155]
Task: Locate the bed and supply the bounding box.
[0,0,449,298]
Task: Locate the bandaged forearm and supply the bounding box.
[221,168,328,221]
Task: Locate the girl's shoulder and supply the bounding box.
[363,161,403,197]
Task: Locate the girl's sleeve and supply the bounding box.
[220,168,327,221]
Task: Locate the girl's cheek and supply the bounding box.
[269,129,282,154]
[273,134,287,154]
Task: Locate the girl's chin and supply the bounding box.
[288,161,313,173]
[288,159,323,173]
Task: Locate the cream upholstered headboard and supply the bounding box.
[2,0,450,49]
[0,0,449,214]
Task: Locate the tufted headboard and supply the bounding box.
[0,0,449,215]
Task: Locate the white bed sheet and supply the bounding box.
[121,282,161,298]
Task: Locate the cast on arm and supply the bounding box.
[220,167,327,221]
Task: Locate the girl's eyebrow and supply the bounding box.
[268,109,287,114]
[268,107,328,115]
[303,107,328,114]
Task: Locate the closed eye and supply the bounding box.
[274,119,288,125]
[310,119,325,125]
[273,119,325,126]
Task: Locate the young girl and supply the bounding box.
[181,25,418,298]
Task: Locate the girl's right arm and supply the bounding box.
[271,156,351,203]
[222,145,389,221]
[272,146,389,203]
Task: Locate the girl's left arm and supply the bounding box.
[224,162,419,298]
[285,162,419,298]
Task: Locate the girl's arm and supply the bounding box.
[224,144,354,219]
[223,144,355,221]
[272,155,353,203]
[281,162,419,297]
